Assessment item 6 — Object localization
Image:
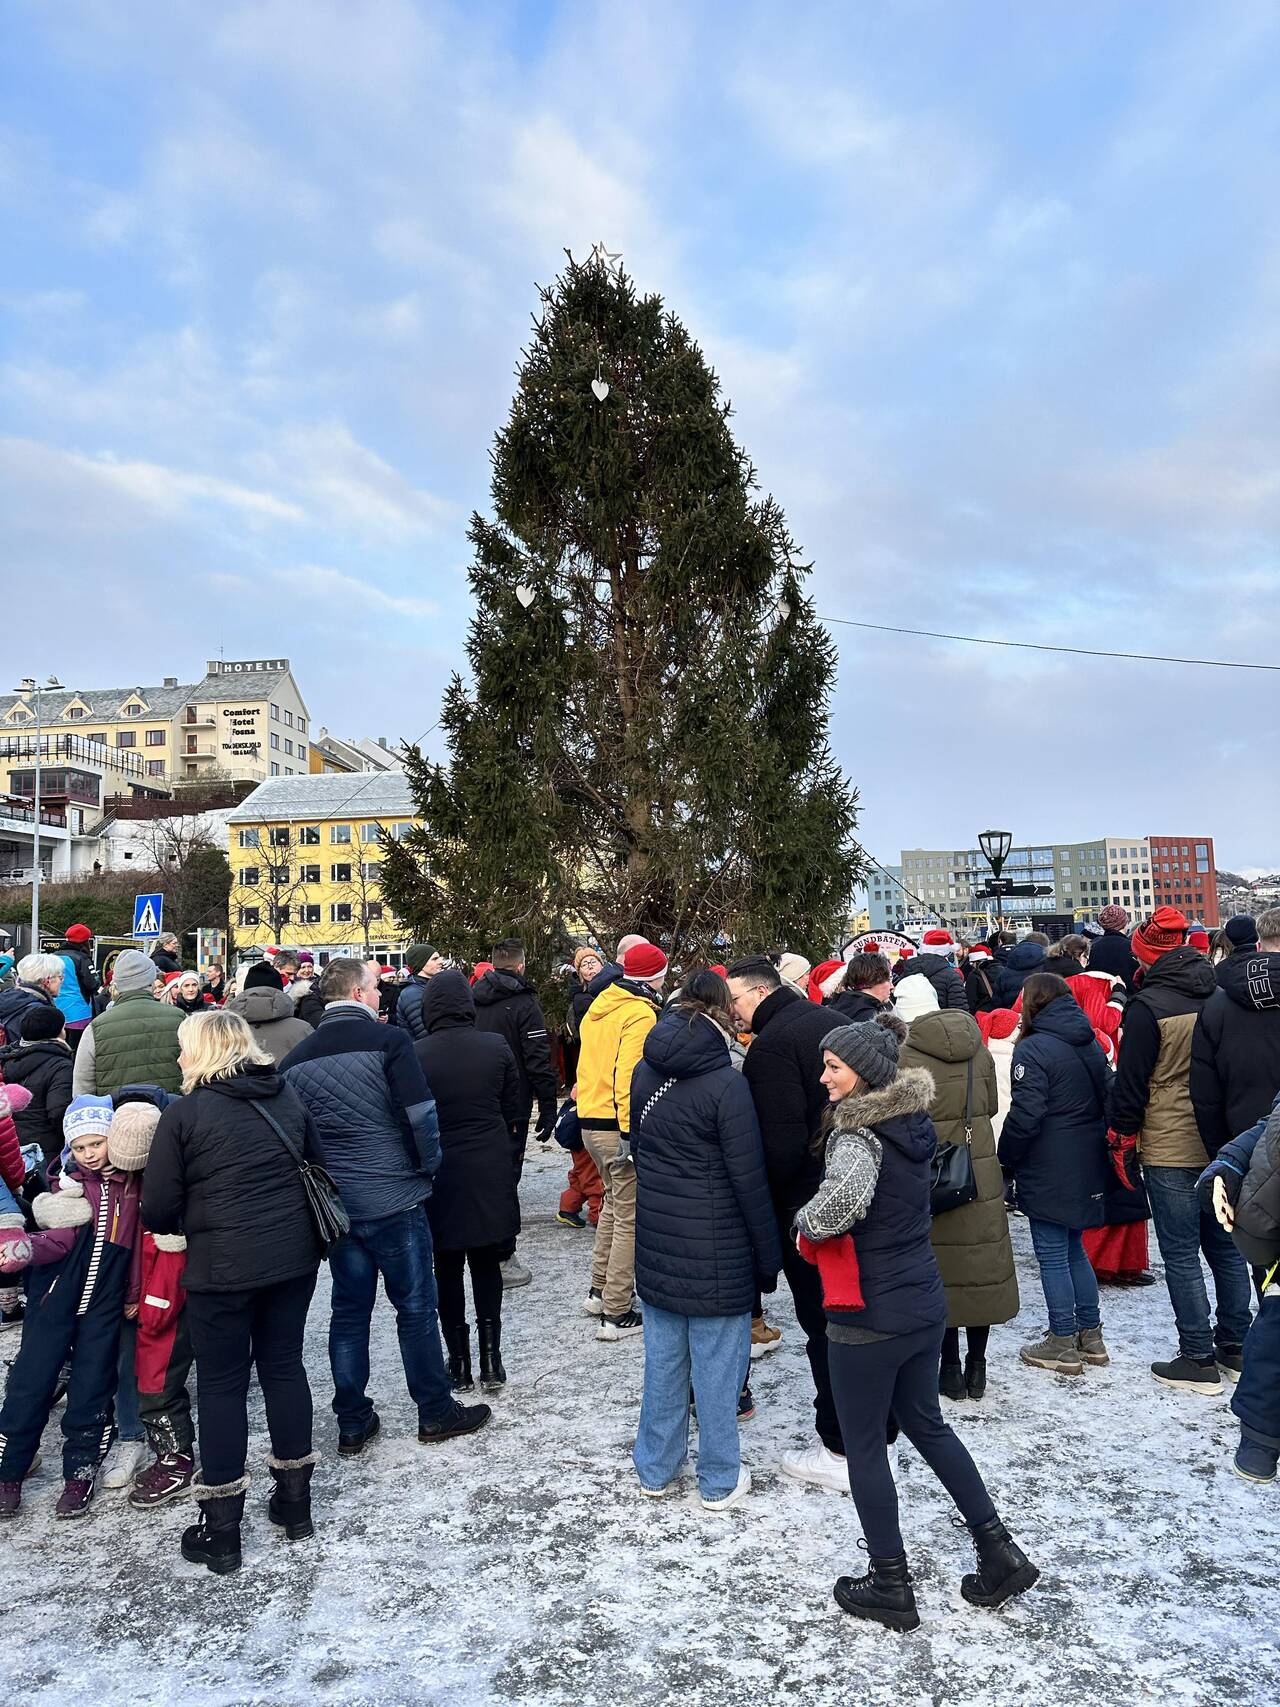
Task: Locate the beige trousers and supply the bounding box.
[582,1126,638,1317]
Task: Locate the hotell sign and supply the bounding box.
[209,659,289,674]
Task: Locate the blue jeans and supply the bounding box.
[115,1317,142,1442]
[1028,1220,1101,1336]
[0,1179,20,1219]
[633,1305,750,1501]
[1145,1165,1253,1359]
[328,1204,454,1432]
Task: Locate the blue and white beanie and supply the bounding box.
[63,1095,114,1145]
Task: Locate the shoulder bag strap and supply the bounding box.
[249,1099,307,1169]
[963,1056,974,1145]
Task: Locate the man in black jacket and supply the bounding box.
[281,958,489,1452]
[1191,908,1280,1161]
[392,943,445,1041]
[893,928,967,1010]
[728,956,852,1492]
[152,934,183,976]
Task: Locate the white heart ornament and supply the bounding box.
[591,378,609,401]
[775,600,792,622]
[516,585,536,608]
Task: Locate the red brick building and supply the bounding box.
[1146,835,1219,926]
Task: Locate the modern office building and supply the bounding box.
[865,863,907,932]
[1148,835,1219,925]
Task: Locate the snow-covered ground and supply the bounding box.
[2,1142,1271,1707]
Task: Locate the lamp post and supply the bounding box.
[978,828,1013,939]
[13,676,63,944]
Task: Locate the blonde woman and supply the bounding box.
[142,1008,326,1576]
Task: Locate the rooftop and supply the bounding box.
[227,771,418,823]
[0,682,196,720]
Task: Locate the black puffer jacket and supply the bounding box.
[827,988,887,1023]
[990,939,1047,1007]
[997,996,1110,1229]
[892,953,967,1011]
[741,986,836,1211]
[1088,930,1138,994]
[1190,951,1280,1159]
[414,971,524,1253]
[142,1064,324,1292]
[0,1038,74,1162]
[471,968,558,1123]
[631,1008,781,1316]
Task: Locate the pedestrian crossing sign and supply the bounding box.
[133,893,163,939]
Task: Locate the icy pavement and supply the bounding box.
[2,1140,1272,1707]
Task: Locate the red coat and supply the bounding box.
[0,1080,31,1192]
[1065,971,1124,1065]
[135,1230,188,1393]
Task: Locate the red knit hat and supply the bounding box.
[922,928,955,948]
[1132,907,1188,967]
[1187,927,1211,954]
[623,942,668,979]
[65,923,92,945]
[708,964,727,978]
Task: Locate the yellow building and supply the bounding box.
[0,658,312,791]
[227,772,419,963]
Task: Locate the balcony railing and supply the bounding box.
[0,796,67,829]
[0,733,146,777]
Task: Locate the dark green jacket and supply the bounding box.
[76,991,184,1097]
[902,1009,1020,1330]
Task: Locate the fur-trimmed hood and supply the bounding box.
[830,1067,936,1135]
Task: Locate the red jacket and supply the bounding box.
[0,1081,31,1192]
[135,1230,188,1392]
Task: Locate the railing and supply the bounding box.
[0,733,146,778]
[0,797,67,829]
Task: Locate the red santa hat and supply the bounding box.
[921,928,955,949]
[967,943,993,962]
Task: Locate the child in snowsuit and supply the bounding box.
[106,1096,195,1506]
[0,1095,141,1519]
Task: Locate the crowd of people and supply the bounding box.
[0,901,1276,1632]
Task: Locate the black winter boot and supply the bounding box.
[181,1475,248,1575]
[833,1553,920,1631]
[965,1356,987,1401]
[267,1452,317,1541]
[939,1361,966,1402]
[478,1318,507,1390]
[443,1322,474,1391]
[961,1515,1039,1608]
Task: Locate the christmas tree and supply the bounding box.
[380,248,861,970]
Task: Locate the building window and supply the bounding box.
[330,903,352,924]
[331,825,351,844]
[270,763,280,775]
[298,718,307,734]
[284,710,294,728]
[299,826,320,845]
[392,822,414,840]
[66,706,84,720]
[331,863,352,883]
[300,904,321,925]
[271,704,280,721]
[146,760,165,776]
[186,736,198,754]
[284,740,293,756]
[360,823,382,844]
[269,864,289,883]
[117,731,136,748]
[124,703,142,717]
[364,902,384,923]
[300,864,320,883]
[360,862,381,882]
[238,906,260,927]
[238,829,260,848]
[276,906,291,926]
[239,867,260,885]
[146,729,165,747]
[268,827,289,847]
[270,733,280,750]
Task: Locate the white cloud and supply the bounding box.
[253,421,455,541]
[274,564,438,619]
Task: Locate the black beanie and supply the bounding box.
[243,961,285,992]
[21,1004,66,1043]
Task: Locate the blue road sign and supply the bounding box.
[133,893,163,939]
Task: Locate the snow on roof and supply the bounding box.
[227,772,418,823]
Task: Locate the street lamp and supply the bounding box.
[979,828,1013,937]
[12,675,64,944]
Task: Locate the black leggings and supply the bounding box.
[942,1325,991,1363]
[829,1323,996,1556]
[434,1245,505,1329]
[185,1270,317,1487]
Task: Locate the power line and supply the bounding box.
[820,616,1280,673]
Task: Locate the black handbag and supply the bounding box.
[930,1057,979,1216]
[250,1100,351,1254]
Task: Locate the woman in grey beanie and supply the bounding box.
[796,1010,1036,1632]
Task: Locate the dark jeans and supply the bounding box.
[434,1245,505,1330]
[942,1325,990,1363]
[185,1270,317,1487]
[1145,1165,1253,1359]
[778,1205,844,1454]
[829,1322,996,1557]
[1028,1220,1101,1336]
[1233,1291,1280,1451]
[329,1204,454,1432]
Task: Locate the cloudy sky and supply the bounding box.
[3,1,1278,873]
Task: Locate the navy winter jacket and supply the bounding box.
[990,939,1047,1008]
[997,996,1111,1229]
[631,1009,781,1317]
[393,973,433,1041]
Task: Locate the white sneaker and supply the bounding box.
[780,1437,850,1493]
[596,1310,643,1341]
[102,1438,147,1491]
[582,1289,605,1317]
[701,1466,751,1511]
[638,1476,684,1499]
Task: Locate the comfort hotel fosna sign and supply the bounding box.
[221,705,262,758]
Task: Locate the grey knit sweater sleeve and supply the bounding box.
[795,1129,882,1241]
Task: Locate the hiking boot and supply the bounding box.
[478,1318,506,1390]
[128,1451,194,1508]
[556,1209,587,1228]
[102,1438,148,1490]
[960,1515,1040,1608]
[55,1476,96,1519]
[965,1356,987,1400]
[582,1287,605,1317]
[500,1255,532,1289]
[181,1476,247,1575]
[1215,1345,1245,1379]
[338,1412,381,1456]
[1076,1325,1109,1367]
[418,1401,491,1443]
[939,1361,967,1401]
[1151,1354,1221,1395]
[1019,1332,1084,1375]
[596,1309,643,1342]
[443,1323,474,1392]
[1233,1438,1278,1484]
[0,1482,20,1519]
[834,1553,920,1632]
[267,1453,317,1540]
[749,1317,782,1360]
